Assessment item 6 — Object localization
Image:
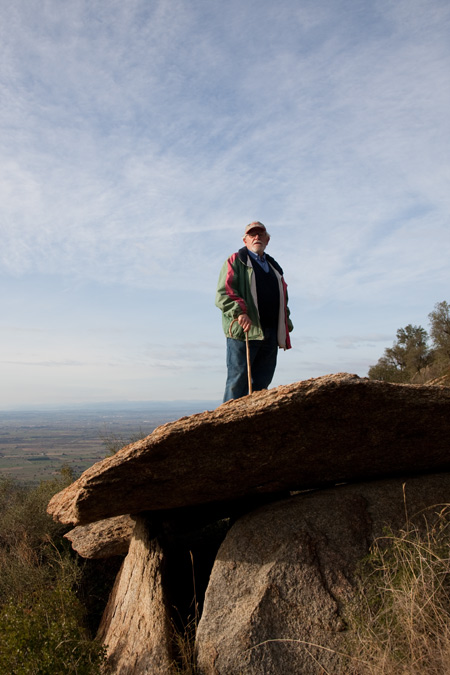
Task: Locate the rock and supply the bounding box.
[195,472,450,675]
[97,515,174,674]
[64,515,134,558]
[47,373,450,526]
[427,371,450,386]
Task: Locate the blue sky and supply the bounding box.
[1,0,449,408]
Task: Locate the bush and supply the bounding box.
[0,473,107,674]
[0,472,75,602]
[0,587,107,674]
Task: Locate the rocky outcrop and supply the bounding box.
[48,373,450,526]
[89,473,450,674]
[195,473,450,674]
[46,374,450,674]
[64,515,134,558]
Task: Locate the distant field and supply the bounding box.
[0,403,216,485]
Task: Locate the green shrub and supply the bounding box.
[0,473,71,605]
[0,472,107,674]
[0,586,107,674]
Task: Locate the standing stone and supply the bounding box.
[97,515,173,674]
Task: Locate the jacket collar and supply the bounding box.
[237,246,283,275]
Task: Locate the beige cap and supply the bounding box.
[244,221,267,235]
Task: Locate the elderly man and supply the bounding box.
[216,221,293,401]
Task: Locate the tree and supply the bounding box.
[428,301,450,364]
[367,355,408,383]
[368,324,432,383]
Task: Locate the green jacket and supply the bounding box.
[215,247,293,348]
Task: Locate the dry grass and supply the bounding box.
[170,615,199,675]
[170,551,200,674]
[348,501,450,674]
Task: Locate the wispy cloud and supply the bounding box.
[1,359,85,367]
[335,335,394,350]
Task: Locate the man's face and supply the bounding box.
[243,228,270,255]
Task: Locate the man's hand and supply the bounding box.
[238,313,252,332]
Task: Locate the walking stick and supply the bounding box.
[229,319,253,395]
[245,331,253,395]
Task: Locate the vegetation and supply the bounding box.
[171,616,199,674]
[368,301,450,383]
[347,502,450,674]
[429,300,450,367]
[0,470,107,674]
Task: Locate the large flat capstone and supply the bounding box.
[47,373,450,526]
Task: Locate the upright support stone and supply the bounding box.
[97,515,173,674]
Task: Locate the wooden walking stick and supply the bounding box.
[245,331,253,395]
[229,319,253,395]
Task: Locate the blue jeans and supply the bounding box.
[223,327,278,402]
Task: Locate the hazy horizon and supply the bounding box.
[0,398,221,413]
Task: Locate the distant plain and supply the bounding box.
[0,402,218,485]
